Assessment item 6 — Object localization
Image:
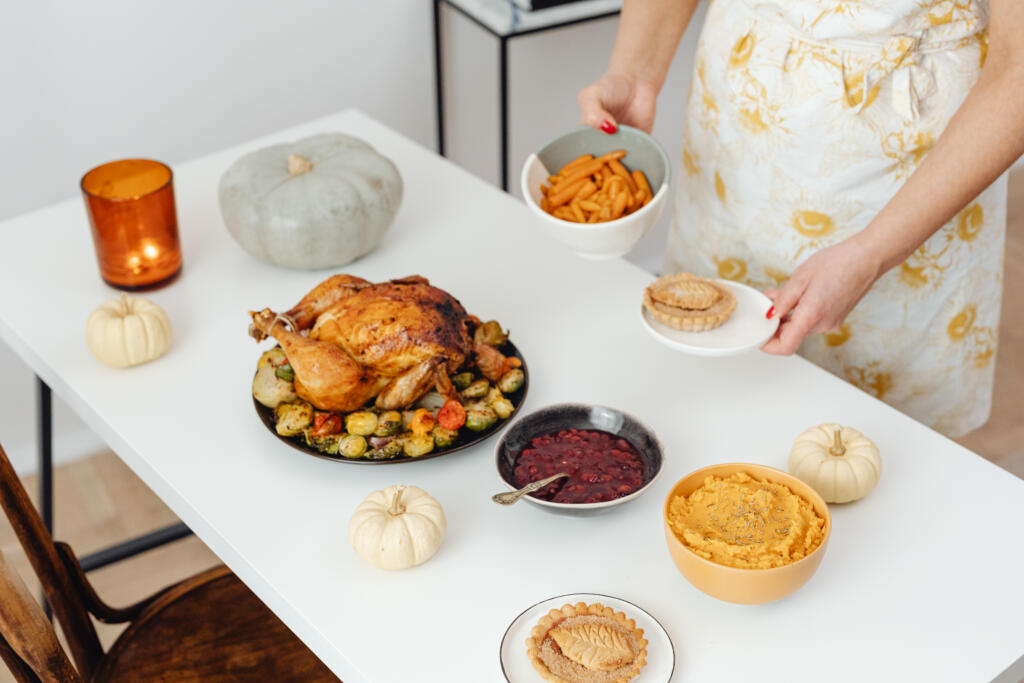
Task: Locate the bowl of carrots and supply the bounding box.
[520,125,670,259]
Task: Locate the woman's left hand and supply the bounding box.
[761,237,883,355]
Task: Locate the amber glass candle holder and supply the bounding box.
[81,159,182,290]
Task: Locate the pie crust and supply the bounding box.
[525,602,648,683]
[643,273,737,331]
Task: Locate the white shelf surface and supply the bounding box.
[0,110,1022,683]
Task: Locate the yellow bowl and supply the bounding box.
[662,463,831,604]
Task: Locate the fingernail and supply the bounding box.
[766,305,775,319]
[600,120,617,134]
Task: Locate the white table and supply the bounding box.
[1,110,1022,683]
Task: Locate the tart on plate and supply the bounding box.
[526,602,647,683]
[642,273,736,331]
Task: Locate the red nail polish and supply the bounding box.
[766,305,775,319]
[600,120,617,134]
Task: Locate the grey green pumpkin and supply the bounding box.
[218,133,402,269]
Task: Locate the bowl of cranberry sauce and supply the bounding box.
[496,404,663,513]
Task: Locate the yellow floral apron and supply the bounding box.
[667,0,1004,437]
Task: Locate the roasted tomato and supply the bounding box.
[437,399,467,431]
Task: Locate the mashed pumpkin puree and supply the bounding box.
[667,472,825,569]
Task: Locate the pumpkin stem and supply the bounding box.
[118,292,130,316]
[830,427,846,457]
[388,485,406,516]
[287,153,313,176]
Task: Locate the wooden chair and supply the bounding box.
[0,442,338,682]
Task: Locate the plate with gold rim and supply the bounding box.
[499,592,675,682]
[640,278,779,357]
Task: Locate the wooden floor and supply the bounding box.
[0,171,1020,680]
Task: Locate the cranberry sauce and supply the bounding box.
[513,428,646,504]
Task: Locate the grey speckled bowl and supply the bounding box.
[520,126,671,260]
[495,403,664,516]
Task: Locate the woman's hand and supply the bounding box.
[761,238,883,355]
[578,72,659,134]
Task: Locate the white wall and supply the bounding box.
[0,1,701,473]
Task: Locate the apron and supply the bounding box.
[666,0,1005,437]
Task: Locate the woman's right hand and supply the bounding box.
[578,72,659,134]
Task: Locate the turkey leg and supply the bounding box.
[250,308,385,412]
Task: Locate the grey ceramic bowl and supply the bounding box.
[520,126,671,260]
[495,403,664,515]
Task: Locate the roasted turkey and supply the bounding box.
[249,275,508,412]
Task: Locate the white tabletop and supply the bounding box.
[1,110,1021,683]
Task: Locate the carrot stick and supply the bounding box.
[557,154,594,175]
[609,159,638,194]
[611,191,628,219]
[547,177,588,208]
[632,170,652,198]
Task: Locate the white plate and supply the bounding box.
[499,592,675,682]
[640,278,779,357]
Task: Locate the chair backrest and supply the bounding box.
[0,443,102,679]
[0,550,81,682]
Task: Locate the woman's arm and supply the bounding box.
[578,0,699,133]
[763,0,1024,355]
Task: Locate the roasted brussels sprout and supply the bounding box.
[303,430,340,455]
[274,363,295,382]
[474,320,508,347]
[461,379,491,399]
[465,406,498,432]
[497,368,525,394]
[432,425,459,448]
[345,411,379,436]
[257,347,288,370]
[275,401,313,436]
[253,366,298,409]
[484,387,503,406]
[452,372,475,390]
[365,440,403,460]
[338,434,368,459]
[492,397,515,420]
[403,433,435,458]
[374,411,402,437]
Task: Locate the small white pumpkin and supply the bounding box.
[218,132,403,270]
[85,294,171,368]
[349,485,446,570]
[789,423,882,503]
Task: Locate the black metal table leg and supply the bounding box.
[499,35,510,192]
[433,0,446,157]
[37,377,53,533]
[31,376,193,580]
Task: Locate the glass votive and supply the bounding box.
[81,159,182,290]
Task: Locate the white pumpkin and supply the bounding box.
[218,132,403,270]
[85,294,171,368]
[789,423,882,504]
[349,485,446,570]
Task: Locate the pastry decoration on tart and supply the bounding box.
[643,272,736,331]
[526,602,647,683]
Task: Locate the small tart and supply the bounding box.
[525,602,647,683]
[643,273,737,332]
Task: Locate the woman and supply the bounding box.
[579,0,1023,437]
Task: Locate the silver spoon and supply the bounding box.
[492,472,569,506]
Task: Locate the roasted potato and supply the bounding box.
[492,397,515,420]
[252,366,298,409]
[465,406,498,432]
[403,433,435,458]
[338,434,368,459]
[474,320,508,347]
[257,347,288,370]
[275,401,313,437]
[374,411,403,437]
[345,411,379,436]
[497,368,525,394]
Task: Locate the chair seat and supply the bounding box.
[92,566,338,682]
